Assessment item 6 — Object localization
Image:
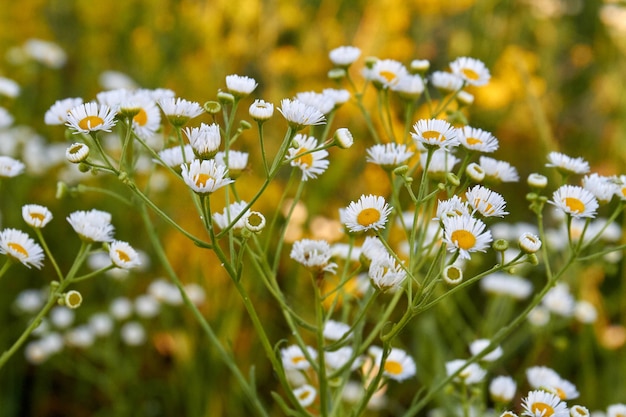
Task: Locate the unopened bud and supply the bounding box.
[443,265,463,285]
[64,290,83,309]
[493,239,509,252]
[204,101,221,114]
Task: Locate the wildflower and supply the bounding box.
[570,405,590,417]
[445,359,487,384]
[23,39,67,68]
[480,272,533,299]
[0,155,25,178]
[457,126,499,153]
[225,74,257,97]
[490,375,517,403]
[410,59,430,73]
[0,228,45,269]
[412,118,459,149]
[293,384,317,407]
[290,239,337,274]
[158,97,204,127]
[470,338,503,362]
[442,214,492,260]
[368,253,406,290]
[0,107,13,128]
[120,321,146,346]
[278,98,326,130]
[607,404,626,417]
[528,173,548,189]
[66,102,117,134]
[147,279,183,306]
[366,143,414,170]
[613,175,626,200]
[479,156,519,183]
[323,320,351,341]
[420,149,459,176]
[134,294,160,318]
[466,162,486,182]
[466,185,509,217]
[184,123,221,159]
[322,88,351,107]
[128,92,161,139]
[456,90,475,107]
[109,240,141,269]
[249,99,274,121]
[50,306,75,328]
[296,91,335,114]
[435,195,471,221]
[244,211,266,233]
[519,233,542,253]
[215,151,249,178]
[542,283,575,317]
[360,236,389,264]
[67,209,115,243]
[392,74,425,99]
[334,128,354,149]
[0,76,20,98]
[281,345,317,371]
[443,264,463,285]
[44,97,83,125]
[377,348,416,382]
[180,159,233,194]
[582,173,617,204]
[14,289,45,313]
[430,71,464,93]
[64,290,83,309]
[22,204,53,228]
[574,300,597,324]
[449,57,491,86]
[550,185,598,219]
[368,59,408,89]
[65,325,96,348]
[329,46,361,67]
[65,142,90,163]
[521,389,569,417]
[213,201,250,231]
[342,195,392,233]
[546,151,590,175]
[286,134,329,181]
[157,145,195,168]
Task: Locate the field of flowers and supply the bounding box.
[1,1,625,416]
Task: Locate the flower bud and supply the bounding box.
[244,211,266,233]
[518,233,542,254]
[334,128,353,149]
[217,91,235,104]
[64,290,83,309]
[493,239,509,252]
[443,265,463,285]
[204,101,221,114]
[328,68,347,80]
[66,143,90,163]
[527,173,548,189]
[466,162,485,182]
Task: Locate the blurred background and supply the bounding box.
[1,0,625,415]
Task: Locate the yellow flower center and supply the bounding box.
[379,70,397,83]
[573,406,588,416]
[384,360,403,375]
[462,68,480,81]
[357,208,381,227]
[67,292,82,306]
[298,390,311,401]
[422,130,444,141]
[295,149,313,168]
[133,108,148,126]
[116,249,131,263]
[466,136,483,145]
[29,213,46,222]
[473,198,494,214]
[451,229,476,250]
[78,115,104,131]
[531,402,555,416]
[555,387,566,400]
[564,197,585,213]
[8,242,28,257]
[195,173,214,187]
[292,355,306,364]
[621,187,626,198]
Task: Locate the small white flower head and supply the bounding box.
[286,134,329,181]
[0,107,14,128]
[0,76,20,98]
[574,300,597,324]
[366,143,414,170]
[466,162,486,182]
[457,126,499,153]
[526,366,561,390]
[368,59,409,89]
[89,313,114,337]
[479,156,519,183]
[528,306,550,327]
[158,97,204,127]
[368,253,406,291]
[244,211,266,233]
[420,149,459,177]
[22,204,53,229]
[120,321,146,346]
[213,200,250,231]
[157,145,195,168]
[442,214,492,260]
[550,185,599,219]
[430,70,464,93]
[376,348,416,382]
[296,91,335,115]
[392,74,425,100]
[181,158,233,194]
[329,45,361,67]
[480,272,533,299]
[249,99,274,121]
[519,232,542,254]
[542,283,575,317]
[44,97,83,125]
[456,90,474,107]
[65,325,96,348]
[435,195,471,221]
[23,39,67,68]
[607,404,626,417]
[65,142,90,164]
[443,264,463,285]
[225,74,257,97]
[412,118,459,149]
[278,98,326,130]
[450,57,491,86]
[521,389,569,417]
[0,228,45,269]
[67,209,115,243]
[570,405,590,417]
[528,173,548,189]
[342,194,392,233]
[293,384,317,408]
[134,294,160,318]
[445,359,487,384]
[360,236,389,264]
[96,88,128,110]
[0,155,25,178]
[184,123,221,159]
[109,296,134,320]
[410,59,430,73]
[127,92,161,140]
[334,127,354,149]
[323,320,351,341]
[490,375,517,403]
[325,346,359,371]
[290,239,337,274]
[583,173,618,204]
[109,240,141,269]
[466,185,509,218]
[50,306,75,329]
[14,289,46,314]
[469,338,503,362]
[66,102,117,134]
[215,151,249,178]
[281,344,317,371]
[322,88,351,107]
[546,151,590,175]
[64,290,83,309]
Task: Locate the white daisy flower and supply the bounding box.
[65,325,95,348]
[23,39,67,68]
[213,200,250,231]
[0,228,45,269]
[278,98,326,129]
[225,74,257,97]
[466,162,486,182]
[66,102,117,134]
[435,195,471,221]
[157,145,195,168]
[569,405,590,417]
[368,59,409,89]
[412,118,459,149]
[377,348,416,382]
[215,151,248,178]
[489,375,517,403]
[546,151,590,175]
[66,209,115,243]
[281,344,317,371]
[360,236,389,263]
[44,97,83,125]
[120,321,146,346]
[521,389,569,417]
[391,73,425,99]
[293,384,317,408]
[442,214,492,260]
[465,185,509,218]
[184,123,221,159]
[109,297,134,320]
[290,239,337,274]
[65,143,90,163]
[528,173,548,189]
[430,71,464,93]
[322,88,351,107]
[128,92,161,139]
[0,76,20,98]
[249,99,274,121]
[582,173,617,204]
[329,45,361,67]
[410,59,430,73]
[366,143,414,170]
[480,272,533,299]
[541,283,575,317]
[449,57,491,86]
[286,134,329,181]
[140,87,176,102]
[334,127,354,149]
[607,404,626,417]
[479,156,519,183]
[109,240,141,269]
[180,159,233,194]
[445,359,487,384]
[469,338,503,362]
[323,320,351,341]
[99,70,138,90]
[368,253,406,290]
[519,232,542,253]
[96,88,128,110]
[296,91,335,115]
[22,204,53,229]
[134,294,160,318]
[500,411,519,417]
[325,346,359,371]
[550,185,598,219]
[457,126,499,153]
[443,264,463,285]
[342,195,392,233]
[158,97,204,126]
[0,107,13,128]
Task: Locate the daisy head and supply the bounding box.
[449,57,491,86]
[368,253,407,291]
[157,145,195,169]
[442,214,492,260]
[607,404,626,417]
[519,232,542,254]
[465,185,509,218]
[280,344,317,371]
[435,195,471,222]
[278,98,326,130]
[295,91,335,115]
[469,338,503,362]
[290,239,337,274]
[457,126,499,153]
[66,102,117,134]
[0,228,45,269]
[44,97,83,125]
[67,209,115,243]
[213,200,250,231]
[286,134,329,181]
[65,142,90,163]
[184,123,221,159]
[342,195,392,233]
[412,118,459,149]
[479,156,519,183]
[249,99,274,121]
[215,151,249,178]
[489,375,517,403]
[546,152,590,176]
[158,97,204,127]
[323,320,352,341]
[430,71,464,94]
[329,45,361,67]
[180,159,233,194]
[480,273,533,299]
[391,73,425,100]
[521,389,569,417]
[366,143,414,170]
[582,173,617,204]
[128,92,161,140]
[22,204,53,228]
[549,185,598,219]
[378,348,416,382]
[108,240,141,269]
[225,74,257,97]
[569,405,590,417]
[445,359,487,384]
[368,59,409,89]
[333,127,354,149]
